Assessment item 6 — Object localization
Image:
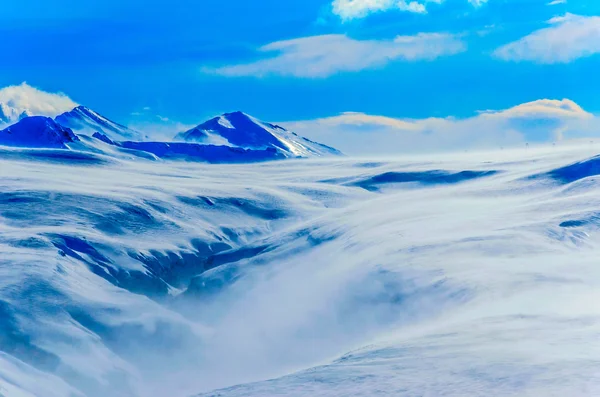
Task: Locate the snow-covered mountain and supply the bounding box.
[0,116,79,149]
[0,108,342,163]
[174,111,342,157]
[55,106,146,141]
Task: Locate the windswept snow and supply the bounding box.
[217,116,235,129]
[2,144,600,396]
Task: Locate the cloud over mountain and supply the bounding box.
[0,83,78,124]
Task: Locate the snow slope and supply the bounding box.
[87,133,286,163]
[174,111,342,157]
[0,116,79,149]
[55,106,146,141]
[3,144,600,396]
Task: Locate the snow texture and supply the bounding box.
[2,143,600,396]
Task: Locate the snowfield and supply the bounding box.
[2,144,600,396]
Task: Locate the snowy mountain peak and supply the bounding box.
[217,111,254,129]
[222,111,287,131]
[175,112,342,158]
[72,105,94,114]
[223,110,249,119]
[0,116,79,149]
[55,106,146,141]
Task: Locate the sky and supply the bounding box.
[1,0,600,154]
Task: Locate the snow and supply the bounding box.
[116,141,286,163]
[83,135,287,163]
[217,116,235,129]
[55,106,146,141]
[0,116,79,149]
[2,143,600,396]
[0,110,341,163]
[0,353,84,397]
[175,111,342,157]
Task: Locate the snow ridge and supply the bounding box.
[0,116,79,149]
[55,106,146,141]
[175,111,342,157]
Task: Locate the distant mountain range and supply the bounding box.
[0,105,342,162]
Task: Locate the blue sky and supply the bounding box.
[1,0,600,153]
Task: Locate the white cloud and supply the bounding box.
[477,98,589,118]
[398,1,427,13]
[281,99,599,155]
[127,118,195,141]
[547,0,566,5]
[493,14,600,63]
[0,82,78,125]
[207,33,465,78]
[332,0,484,20]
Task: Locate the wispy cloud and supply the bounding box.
[547,0,566,5]
[282,99,598,155]
[331,0,487,20]
[127,107,189,139]
[127,118,195,141]
[0,82,77,124]
[206,33,465,78]
[332,0,427,19]
[493,14,600,63]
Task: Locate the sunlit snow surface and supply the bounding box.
[2,145,600,397]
